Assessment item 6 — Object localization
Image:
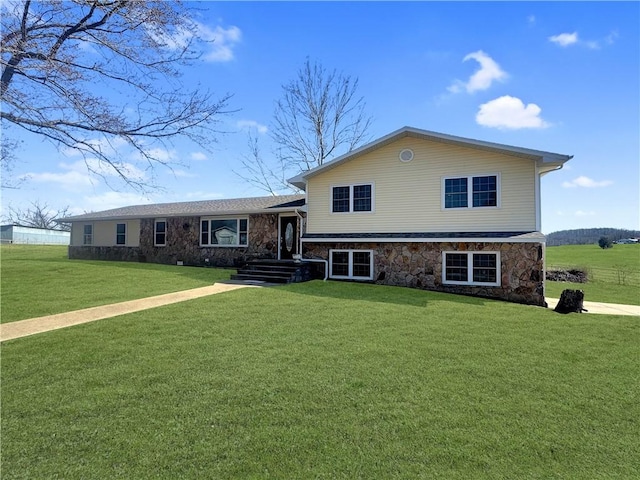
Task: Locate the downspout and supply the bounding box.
[538,161,566,306]
[294,207,328,281]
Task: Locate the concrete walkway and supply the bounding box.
[0,282,254,342]
[545,298,640,316]
[1,288,637,342]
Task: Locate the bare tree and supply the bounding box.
[1,0,232,190]
[4,200,71,231]
[234,132,289,196]
[0,131,23,189]
[238,58,372,194]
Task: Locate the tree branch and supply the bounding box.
[1,0,233,191]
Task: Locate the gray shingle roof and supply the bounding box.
[60,194,306,222]
[303,231,546,241]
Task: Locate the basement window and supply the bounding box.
[442,251,500,286]
[329,249,374,280]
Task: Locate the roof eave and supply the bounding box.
[288,175,307,190]
[60,206,306,223]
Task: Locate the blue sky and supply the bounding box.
[2,1,638,234]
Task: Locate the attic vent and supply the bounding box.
[399,149,414,162]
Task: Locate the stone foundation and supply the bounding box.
[303,241,545,306]
[69,214,280,268]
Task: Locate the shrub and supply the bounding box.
[598,236,613,249]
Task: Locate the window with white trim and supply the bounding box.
[116,223,126,245]
[442,251,500,286]
[201,218,248,247]
[332,184,373,213]
[83,224,93,245]
[329,249,374,280]
[443,175,499,209]
[154,219,166,246]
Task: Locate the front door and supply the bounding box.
[279,216,298,260]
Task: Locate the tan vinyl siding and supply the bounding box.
[76,220,141,246]
[70,223,85,246]
[306,137,537,234]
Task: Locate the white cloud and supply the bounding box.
[22,157,148,193]
[448,51,508,94]
[190,152,208,161]
[527,15,536,25]
[148,25,192,50]
[136,147,177,163]
[79,192,153,213]
[476,95,549,130]
[21,170,94,193]
[147,21,241,62]
[575,210,597,217]
[556,209,597,218]
[79,158,147,183]
[549,32,579,47]
[72,190,223,215]
[172,169,197,178]
[605,30,619,45]
[549,31,616,50]
[237,120,268,134]
[585,40,600,50]
[562,176,614,188]
[197,24,242,62]
[62,136,128,158]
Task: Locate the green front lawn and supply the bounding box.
[0,245,231,322]
[2,281,638,479]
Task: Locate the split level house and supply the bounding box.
[61,127,572,306]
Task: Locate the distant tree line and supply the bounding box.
[546,228,640,247]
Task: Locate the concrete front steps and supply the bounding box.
[231,259,313,284]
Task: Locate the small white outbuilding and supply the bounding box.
[0,224,70,245]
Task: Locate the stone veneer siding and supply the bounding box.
[69,213,280,267]
[303,241,546,306]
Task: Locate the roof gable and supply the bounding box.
[288,126,573,189]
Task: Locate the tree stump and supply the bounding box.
[554,289,588,314]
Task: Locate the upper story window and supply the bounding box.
[116,223,126,245]
[332,183,373,213]
[154,219,166,246]
[83,224,93,245]
[443,175,499,209]
[201,218,248,247]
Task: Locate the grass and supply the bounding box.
[2,282,638,479]
[0,245,231,322]
[1,245,639,478]
[546,244,640,305]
